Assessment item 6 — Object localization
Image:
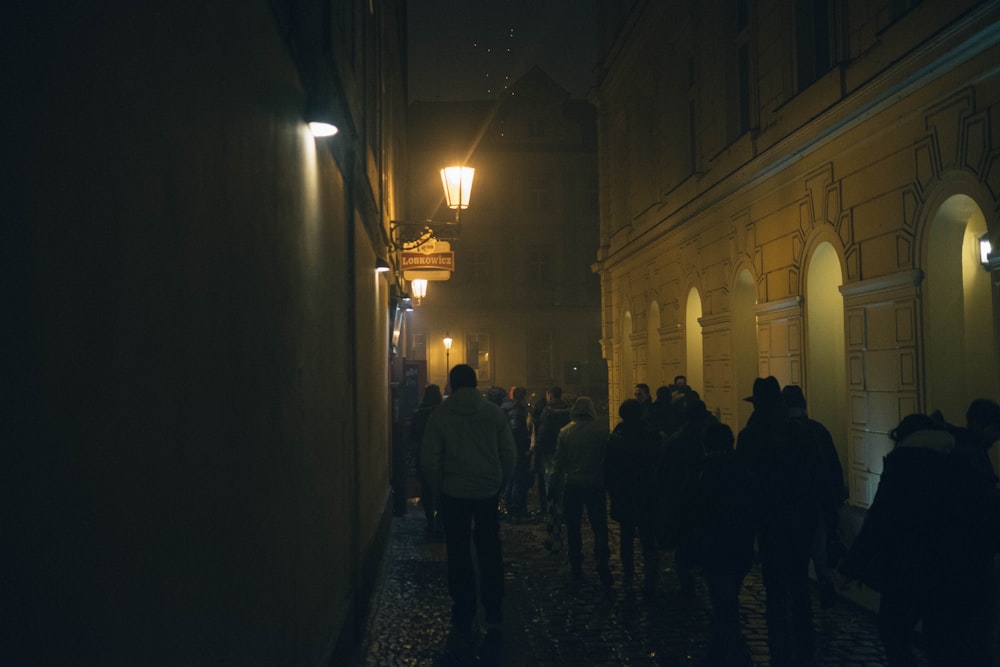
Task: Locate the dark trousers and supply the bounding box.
[618,515,658,586]
[506,459,531,517]
[759,530,814,667]
[439,493,504,628]
[878,592,995,667]
[562,485,611,573]
[534,451,553,514]
[704,569,751,666]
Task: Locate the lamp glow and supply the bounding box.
[440,166,475,209]
[375,258,391,273]
[980,234,992,270]
[309,122,339,138]
[411,279,428,299]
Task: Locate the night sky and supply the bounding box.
[407,0,600,101]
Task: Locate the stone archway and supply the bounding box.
[806,241,848,475]
[925,195,998,458]
[685,287,704,394]
[733,269,758,429]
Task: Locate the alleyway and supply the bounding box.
[356,493,900,667]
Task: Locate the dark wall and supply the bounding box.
[3,2,394,664]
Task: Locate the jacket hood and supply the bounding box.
[443,386,487,416]
[896,428,955,455]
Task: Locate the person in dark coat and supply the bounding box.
[606,398,663,594]
[501,386,532,521]
[532,386,572,520]
[781,384,846,607]
[659,398,714,596]
[737,376,823,667]
[691,421,755,667]
[838,413,1000,667]
[410,384,443,533]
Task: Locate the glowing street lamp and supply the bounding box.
[443,334,453,374]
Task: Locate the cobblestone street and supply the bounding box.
[357,493,899,667]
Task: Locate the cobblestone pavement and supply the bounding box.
[357,496,900,667]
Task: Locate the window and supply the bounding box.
[738,44,750,135]
[564,361,582,385]
[796,0,833,91]
[467,250,493,284]
[410,331,427,360]
[526,175,551,211]
[528,116,547,138]
[466,332,492,384]
[527,330,555,384]
[526,250,552,282]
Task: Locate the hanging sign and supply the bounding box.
[401,240,454,281]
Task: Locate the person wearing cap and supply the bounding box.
[552,396,613,586]
[737,376,824,667]
[781,384,846,608]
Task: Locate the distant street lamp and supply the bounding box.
[443,334,453,375]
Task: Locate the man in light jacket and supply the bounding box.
[421,364,516,634]
[552,396,613,586]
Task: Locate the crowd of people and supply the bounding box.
[409,363,1000,667]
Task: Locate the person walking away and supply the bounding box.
[781,384,847,607]
[532,386,572,520]
[690,421,755,667]
[552,396,613,586]
[659,398,714,596]
[420,364,516,634]
[501,386,532,521]
[606,398,662,594]
[410,384,444,535]
[838,413,1000,667]
[737,376,824,667]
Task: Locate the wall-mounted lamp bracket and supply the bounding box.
[390,219,461,250]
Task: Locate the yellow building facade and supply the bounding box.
[593,0,1000,507]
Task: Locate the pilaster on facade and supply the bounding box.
[700,312,735,426]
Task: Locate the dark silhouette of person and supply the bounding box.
[501,386,532,520]
[659,398,715,596]
[781,384,846,607]
[691,420,755,667]
[420,365,516,634]
[552,396,613,586]
[410,383,443,535]
[839,413,1000,667]
[737,376,823,667]
[532,386,571,520]
[606,398,663,594]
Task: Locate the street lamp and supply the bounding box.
[443,334,453,374]
[390,165,476,250]
[411,278,428,304]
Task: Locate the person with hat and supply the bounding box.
[552,396,614,586]
[737,377,824,667]
[781,384,846,608]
